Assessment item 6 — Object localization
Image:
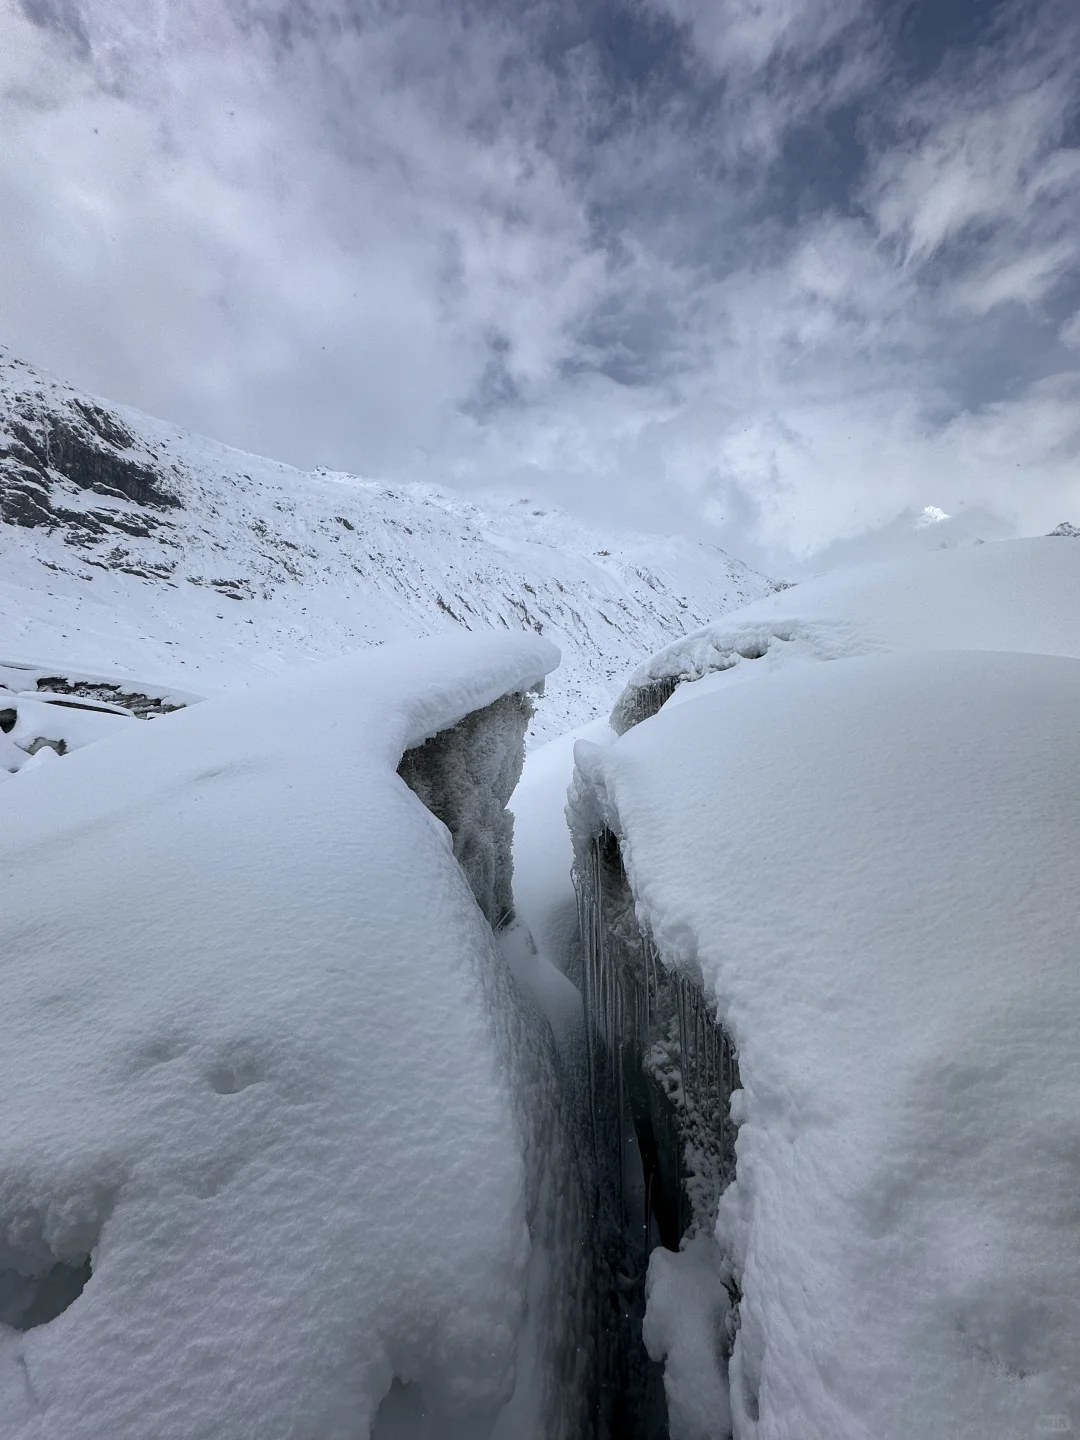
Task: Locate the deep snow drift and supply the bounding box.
[0,632,599,1438]
[0,348,774,740]
[568,537,1080,1439]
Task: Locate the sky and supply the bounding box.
[1,0,1078,568]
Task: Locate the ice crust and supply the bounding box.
[0,631,599,1438]
[576,646,1080,1438]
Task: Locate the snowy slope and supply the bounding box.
[574,649,1080,1440]
[610,536,1080,731]
[0,349,774,740]
[0,632,600,1438]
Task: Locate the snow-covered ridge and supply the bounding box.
[611,537,1080,731]
[568,539,1080,1437]
[0,632,595,1437]
[0,349,775,740]
[576,650,1080,1439]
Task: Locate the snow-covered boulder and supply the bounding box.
[0,632,594,1438]
[573,648,1080,1438]
[610,538,1080,732]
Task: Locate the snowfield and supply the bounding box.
[569,537,1080,1438]
[0,632,598,1438]
[4,357,1078,1440]
[611,536,1080,731]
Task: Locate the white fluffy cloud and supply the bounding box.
[1,0,1078,564]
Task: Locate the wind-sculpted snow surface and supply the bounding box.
[0,632,600,1438]
[0,350,773,741]
[574,650,1080,1439]
[610,538,1080,731]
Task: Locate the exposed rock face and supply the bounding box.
[1,369,180,539]
[1048,521,1080,537]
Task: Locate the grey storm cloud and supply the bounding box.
[1,0,1078,565]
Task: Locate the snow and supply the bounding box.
[0,630,598,1438]
[0,348,773,742]
[611,538,1080,731]
[507,716,615,1049]
[786,504,1013,576]
[6,346,1078,1438]
[0,659,200,780]
[573,647,1080,1438]
[643,1236,732,1440]
[1,693,133,768]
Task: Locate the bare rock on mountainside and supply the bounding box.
[0,359,180,536]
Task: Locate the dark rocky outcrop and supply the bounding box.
[1,387,180,537]
[32,676,185,719]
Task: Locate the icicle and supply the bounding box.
[694,984,702,1094]
[613,963,620,1060]
[696,991,706,1096]
[581,839,599,1167]
[677,976,688,1102]
[616,983,625,1232]
[644,1167,654,1251]
[640,939,650,1054]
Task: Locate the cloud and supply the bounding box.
[952,242,1078,316]
[0,0,1078,565]
[867,79,1078,268]
[640,0,870,86]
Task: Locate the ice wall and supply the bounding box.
[393,675,597,1439]
[398,689,533,930]
[570,815,740,1438]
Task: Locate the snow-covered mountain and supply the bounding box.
[0,350,775,739]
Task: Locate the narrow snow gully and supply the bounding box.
[575,829,740,1440]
